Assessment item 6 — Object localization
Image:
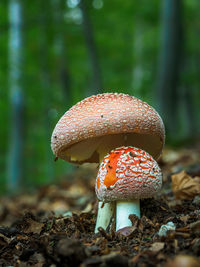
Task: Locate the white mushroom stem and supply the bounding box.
[116,199,140,231]
[95,148,116,233]
[95,201,115,233]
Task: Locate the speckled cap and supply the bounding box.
[96,147,162,201]
[51,93,165,163]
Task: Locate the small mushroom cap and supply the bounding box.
[51,93,165,163]
[96,146,162,202]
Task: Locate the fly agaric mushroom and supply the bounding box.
[96,146,162,231]
[51,93,165,232]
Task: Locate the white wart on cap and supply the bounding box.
[51,93,165,163]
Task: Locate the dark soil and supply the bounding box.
[0,146,200,266]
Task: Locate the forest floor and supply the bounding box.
[1,144,200,266]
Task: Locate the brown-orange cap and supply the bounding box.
[96,146,162,201]
[51,93,165,163]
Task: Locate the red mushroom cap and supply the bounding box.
[51,93,165,163]
[96,146,162,202]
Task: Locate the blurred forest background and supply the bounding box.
[0,0,200,194]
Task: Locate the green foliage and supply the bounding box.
[0,0,200,193]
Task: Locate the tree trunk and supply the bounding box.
[181,85,197,138]
[156,0,183,136]
[79,0,102,96]
[132,25,144,96]
[7,0,25,192]
[40,1,54,182]
[51,0,71,107]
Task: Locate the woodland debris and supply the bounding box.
[150,242,165,252]
[165,255,200,267]
[158,221,176,237]
[171,170,200,200]
[0,146,200,266]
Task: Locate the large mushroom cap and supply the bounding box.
[96,146,162,201]
[51,93,165,163]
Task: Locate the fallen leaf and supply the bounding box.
[130,253,143,263]
[180,215,189,224]
[23,218,44,234]
[171,170,200,200]
[174,239,178,251]
[116,226,137,237]
[165,255,200,267]
[175,232,191,238]
[176,226,190,233]
[150,242,165,252]
[101,252,128,266]
[190,220,200,236]
[0,233,10,246]
[194,176,200,183]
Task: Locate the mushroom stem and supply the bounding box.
[95,201,115,233]
[95,147,117,233]
[116,199,140,231]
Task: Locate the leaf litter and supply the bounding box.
[0,145,200,266]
